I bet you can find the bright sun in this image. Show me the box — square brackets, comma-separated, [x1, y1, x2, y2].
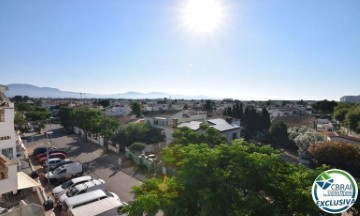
[182, 0, 224, 34]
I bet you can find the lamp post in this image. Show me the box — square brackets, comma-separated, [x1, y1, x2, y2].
[46, 131, 54, 187]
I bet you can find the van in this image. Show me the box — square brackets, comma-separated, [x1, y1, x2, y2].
[45, 162, 83, 184]
[68, 197, 126, 216]
[62, 189, 108, 215]
[51, 175, 92, 200]
[58, 179, 106, 203]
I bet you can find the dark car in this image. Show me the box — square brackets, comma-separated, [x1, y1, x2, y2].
[44, 159, 74, 172]
[38, 153, 66, 164]
[33, 147, 56, 156]
[35, 150, 67, 160]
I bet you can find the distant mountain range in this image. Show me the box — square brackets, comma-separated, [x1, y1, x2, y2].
[4, 84, 213, 99]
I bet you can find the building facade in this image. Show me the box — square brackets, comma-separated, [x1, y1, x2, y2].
[0, 85, 17, 160]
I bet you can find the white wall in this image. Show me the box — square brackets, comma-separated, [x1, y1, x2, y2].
[0, 160, 18, 195]
[222, 128, 241, 144]
[0, 105, 17, 159]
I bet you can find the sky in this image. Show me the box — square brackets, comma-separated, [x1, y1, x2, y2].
[1, 0, 359, 100]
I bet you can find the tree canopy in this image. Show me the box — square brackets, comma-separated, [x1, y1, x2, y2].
[131, 102, 143, 117]
[312, 100, 338, 114]
[172, 124, 227, 147]
[309, 141, 360, 177]
[112, 122, 165, 148]
[269, 122, 290, 148]
[128, 140, 329, 216]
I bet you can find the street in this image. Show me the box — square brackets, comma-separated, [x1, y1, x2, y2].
[24, 124, 142, 203]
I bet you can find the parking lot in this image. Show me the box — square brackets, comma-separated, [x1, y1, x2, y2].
[24, 124, 143, 213]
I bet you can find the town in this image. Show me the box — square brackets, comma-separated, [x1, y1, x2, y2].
[0, 84, 359, 215]
[1, 0, 359, 215]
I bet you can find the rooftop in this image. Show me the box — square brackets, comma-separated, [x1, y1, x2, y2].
[272, 115, 316, 124]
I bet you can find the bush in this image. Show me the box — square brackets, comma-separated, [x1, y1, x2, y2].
[308, 141, 360, 177]
[129, 142, 147, 152]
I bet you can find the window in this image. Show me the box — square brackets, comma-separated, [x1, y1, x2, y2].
[0, 136, 11, 141]
[232, 133, 237, 140]
[0, 109, 4, 122]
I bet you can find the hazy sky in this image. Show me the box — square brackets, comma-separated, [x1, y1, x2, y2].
[1, 0, 359, 100]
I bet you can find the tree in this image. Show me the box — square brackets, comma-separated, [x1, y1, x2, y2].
[260, 108, 271, 131]
[345, 106, 360, 133]
[172, 124, 226, 147]
[288, 126, 326, 156]
[309, 141, 360, 177]
[202, 100, 216, 116]
[12, 95, 25, 103]
[112, 123, 165, 152]
[312, 100, 338, 115]
[14, 112, 27, 132]
[58, 108, 75, 130]
[97, 99, 110, 108]
[334, 103, 351, 123]
[131, 102, 143, 118]
[99, 117, 120, 151]
[128, 141, 328, 215]
[269, 122, 289, 148]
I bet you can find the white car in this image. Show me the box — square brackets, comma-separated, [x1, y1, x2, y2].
[105, 191, 120, 202]
[51, 175, 92, 199]
[59, 179, 106, 203]
[43, 158, 62, 168]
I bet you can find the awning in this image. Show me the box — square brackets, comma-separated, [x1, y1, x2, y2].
[17, 171, 41, 190]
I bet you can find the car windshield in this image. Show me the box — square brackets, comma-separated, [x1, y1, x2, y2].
[61, 180, 74, 189]
[53, 166, 63, 174]
[66, 187, 78, 197]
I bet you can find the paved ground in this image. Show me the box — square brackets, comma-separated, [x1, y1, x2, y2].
[23, 124, 143, 203]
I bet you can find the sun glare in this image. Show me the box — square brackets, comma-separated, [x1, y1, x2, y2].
[182, 0, 224, 34]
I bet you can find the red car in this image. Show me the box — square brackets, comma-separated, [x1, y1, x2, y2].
[38, 153, 66, 165]
[35, 150, 67, 160]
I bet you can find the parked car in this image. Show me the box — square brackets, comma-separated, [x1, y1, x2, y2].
[38, 153, 66, 164]
[105, 191, 120, 202]
[33, 147, 56, 156]
[58, 179, 106, 203]
[35, 150, 67, 160]
[51, 175, 93, 200]
[42, 158, 63, 168]
[44, 159, 73, 173]
[45, 162, 83, 184]
[61, 190, 108, 215]
[68, 197, 126, 216]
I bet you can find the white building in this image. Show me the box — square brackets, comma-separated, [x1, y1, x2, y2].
[145, 110, 207, 127]
[104, 105, 132, 117]
[0, 85, 19, 195]
[0, 85, 17, 160]
[207, 119, 241, 144]
[177, 118, 241, 144]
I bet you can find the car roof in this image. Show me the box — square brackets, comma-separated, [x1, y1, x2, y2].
[48, 158, 61, 161]
[69, 197, 122, 216]
[65, 189, 107, 206]
[71, 176, 92, 184]
[75, 179, 105, 191]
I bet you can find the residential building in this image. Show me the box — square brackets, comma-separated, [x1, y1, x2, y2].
[178, 118, 241, 144]
[0, 85, 19, 195]
[145, 110, 207, 127]
[340, 95, 360, 103]
[0, 154, 19, 195]
[272, 115, 316, 129]
[207, 119, 241, 143]
[0, 85, 17, 160]
[104, 105, 131, 117]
